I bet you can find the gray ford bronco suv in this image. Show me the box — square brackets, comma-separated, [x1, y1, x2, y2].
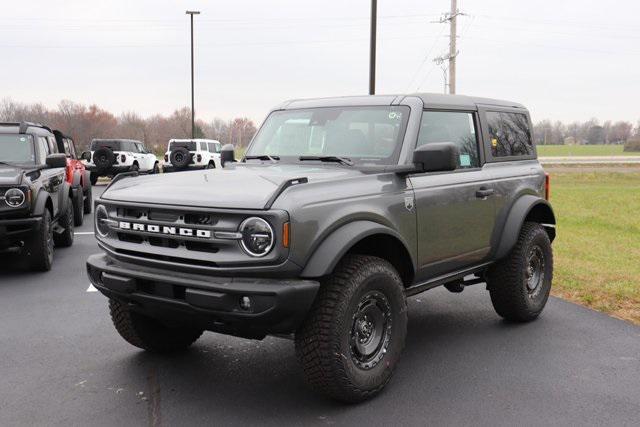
[87, 94, 555, 402]
[1, 122, 75, 271]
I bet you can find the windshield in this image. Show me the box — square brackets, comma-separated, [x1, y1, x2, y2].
[0, 134, 36, 164]
[91, 139, 122, 151]
[246, 106, 410, 165]
[169, 141, 197, 151]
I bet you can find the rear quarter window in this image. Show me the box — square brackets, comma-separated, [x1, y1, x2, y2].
[486, 111, 534, 158]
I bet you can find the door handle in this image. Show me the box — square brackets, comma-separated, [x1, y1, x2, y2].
[476, 188, 495, 198]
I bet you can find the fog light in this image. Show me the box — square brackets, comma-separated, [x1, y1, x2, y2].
[239, 296, 252, 311]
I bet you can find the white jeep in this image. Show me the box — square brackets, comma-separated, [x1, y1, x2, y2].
[163, 139, 222, 172]
[82, 139, 159, 185]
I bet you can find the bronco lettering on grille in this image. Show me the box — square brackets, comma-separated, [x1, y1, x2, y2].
[118, 221, 211, 238]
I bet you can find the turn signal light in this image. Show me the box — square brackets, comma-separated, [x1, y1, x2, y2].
[283, 222, 290, 248]
[545, 173, 550, 200]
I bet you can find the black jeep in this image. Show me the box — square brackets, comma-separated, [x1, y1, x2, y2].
[0, 122, 75, 271]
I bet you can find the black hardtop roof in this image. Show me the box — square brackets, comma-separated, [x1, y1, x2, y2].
[276, 93, 526, 111]
[0, 121, 54, 136]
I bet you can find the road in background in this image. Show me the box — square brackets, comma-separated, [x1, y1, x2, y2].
[1, 185, 639, 426]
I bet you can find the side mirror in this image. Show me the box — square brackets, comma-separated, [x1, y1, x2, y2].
[220, 144, 235, 168]
[412, 142, 459, 173]
[46, 153, 68, 169]
[80, 151, 91, 161]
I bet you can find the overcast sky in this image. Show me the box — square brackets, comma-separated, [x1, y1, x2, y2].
[2, 0, 639, 124]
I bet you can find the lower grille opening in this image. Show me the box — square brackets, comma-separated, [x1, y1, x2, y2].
[148, 236, 180, 249]
[118, 233, 144, 244]
[185, 241, 219, 253]
[115, 248, 219, 268]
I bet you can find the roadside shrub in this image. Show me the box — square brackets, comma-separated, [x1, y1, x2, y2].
[623, 138, 640, 152]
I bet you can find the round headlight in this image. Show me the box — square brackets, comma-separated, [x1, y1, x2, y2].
[239, 217, 274, 257]
[95, 204, 110, 237]
[4, 188, 26, 208]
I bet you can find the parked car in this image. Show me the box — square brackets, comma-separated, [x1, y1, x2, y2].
[87, 94, 555, 402]
[53, 130, 92, 226]
[82, 139, 159, 184]
[163, 139, 222, 172]
[0, 121, 75, 271]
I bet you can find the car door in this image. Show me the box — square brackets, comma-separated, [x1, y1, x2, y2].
[409, 109, 498, 280]
[37, 136, 65, 216]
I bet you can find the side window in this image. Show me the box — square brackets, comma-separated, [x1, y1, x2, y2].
[486, 112, 533, 157]
[207, 142, 215, 152]
[68, 140, 77, 158]
[37, 137, 50, 162]
[62, 139, 72, 157]
[417, 111, 480, 168]
[136, 143, 145, 153]
[47, 136, 58, 154]
[199, 141, 207, 151]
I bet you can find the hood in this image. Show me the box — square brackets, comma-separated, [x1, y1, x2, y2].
[0, 165, 24, 186]
[102, 163, 367, 209]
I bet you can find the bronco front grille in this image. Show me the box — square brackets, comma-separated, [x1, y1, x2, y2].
[98, 201, 288, 269]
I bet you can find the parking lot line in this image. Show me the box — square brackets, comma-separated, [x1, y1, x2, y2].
[76, 232, 95, 235]
[86, 284, 98, 292]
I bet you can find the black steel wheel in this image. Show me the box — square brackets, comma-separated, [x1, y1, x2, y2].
[349, 291, 393, 370]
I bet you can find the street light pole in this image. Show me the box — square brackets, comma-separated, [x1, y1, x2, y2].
[186, 10, 200, 138]
[369, 0, 377, 95]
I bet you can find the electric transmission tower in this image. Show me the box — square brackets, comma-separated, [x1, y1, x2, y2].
[432, 0, 465, 94]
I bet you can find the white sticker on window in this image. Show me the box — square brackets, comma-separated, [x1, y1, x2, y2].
[460, 154, 471, 167]
[20, 137, 26, 142]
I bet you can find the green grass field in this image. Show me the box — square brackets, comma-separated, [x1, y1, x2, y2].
[537, 145, 638, 157]
[550, 170, 640, 324]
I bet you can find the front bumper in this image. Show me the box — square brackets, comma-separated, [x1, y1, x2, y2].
[87, 253, 320, 338]
[0, 216, 41, 251]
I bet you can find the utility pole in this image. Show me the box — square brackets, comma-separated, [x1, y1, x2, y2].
[369, 0, 377, 95]
[433, 1, 464, 94]
[448, 0, 457, 94]
[186, 10, 200, 138]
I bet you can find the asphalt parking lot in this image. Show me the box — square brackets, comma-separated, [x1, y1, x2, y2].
[1, 185, 639, 426]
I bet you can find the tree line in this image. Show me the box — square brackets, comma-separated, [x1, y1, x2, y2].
[533, 118, 640, 146]
[0, 98, 257, 155]
[2, 98, 640, 153]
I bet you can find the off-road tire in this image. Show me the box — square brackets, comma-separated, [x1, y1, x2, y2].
[90, 172, 99, 186]
[151, 162, 160, 174]
[295, 255, 408, 403]
[29, 209, 54, 271]
[170, 147, 192, 169]
[487, 222, 553, 322]
[53, 198, 74, 248]
[83, 184, 92, 214]
[206, 161, 215, 169]
[109, 299, 203, 353]
[73, 189, 84, 226]
[93, 147, 115, 169]
[130, 163, 139, 173]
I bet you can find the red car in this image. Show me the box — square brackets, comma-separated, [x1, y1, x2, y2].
[54, 130, 92, 226]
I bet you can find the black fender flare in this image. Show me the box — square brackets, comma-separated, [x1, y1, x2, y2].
[82, 170, 91, 192]
[300, 220, 413, 278]
[33, 189, 52, 217]
[494, 195, 556, 260]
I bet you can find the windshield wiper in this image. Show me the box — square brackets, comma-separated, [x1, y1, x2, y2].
[245, 155, 280, 162]
[0, 161, 17, 167]
[299, 156, 354, 166]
